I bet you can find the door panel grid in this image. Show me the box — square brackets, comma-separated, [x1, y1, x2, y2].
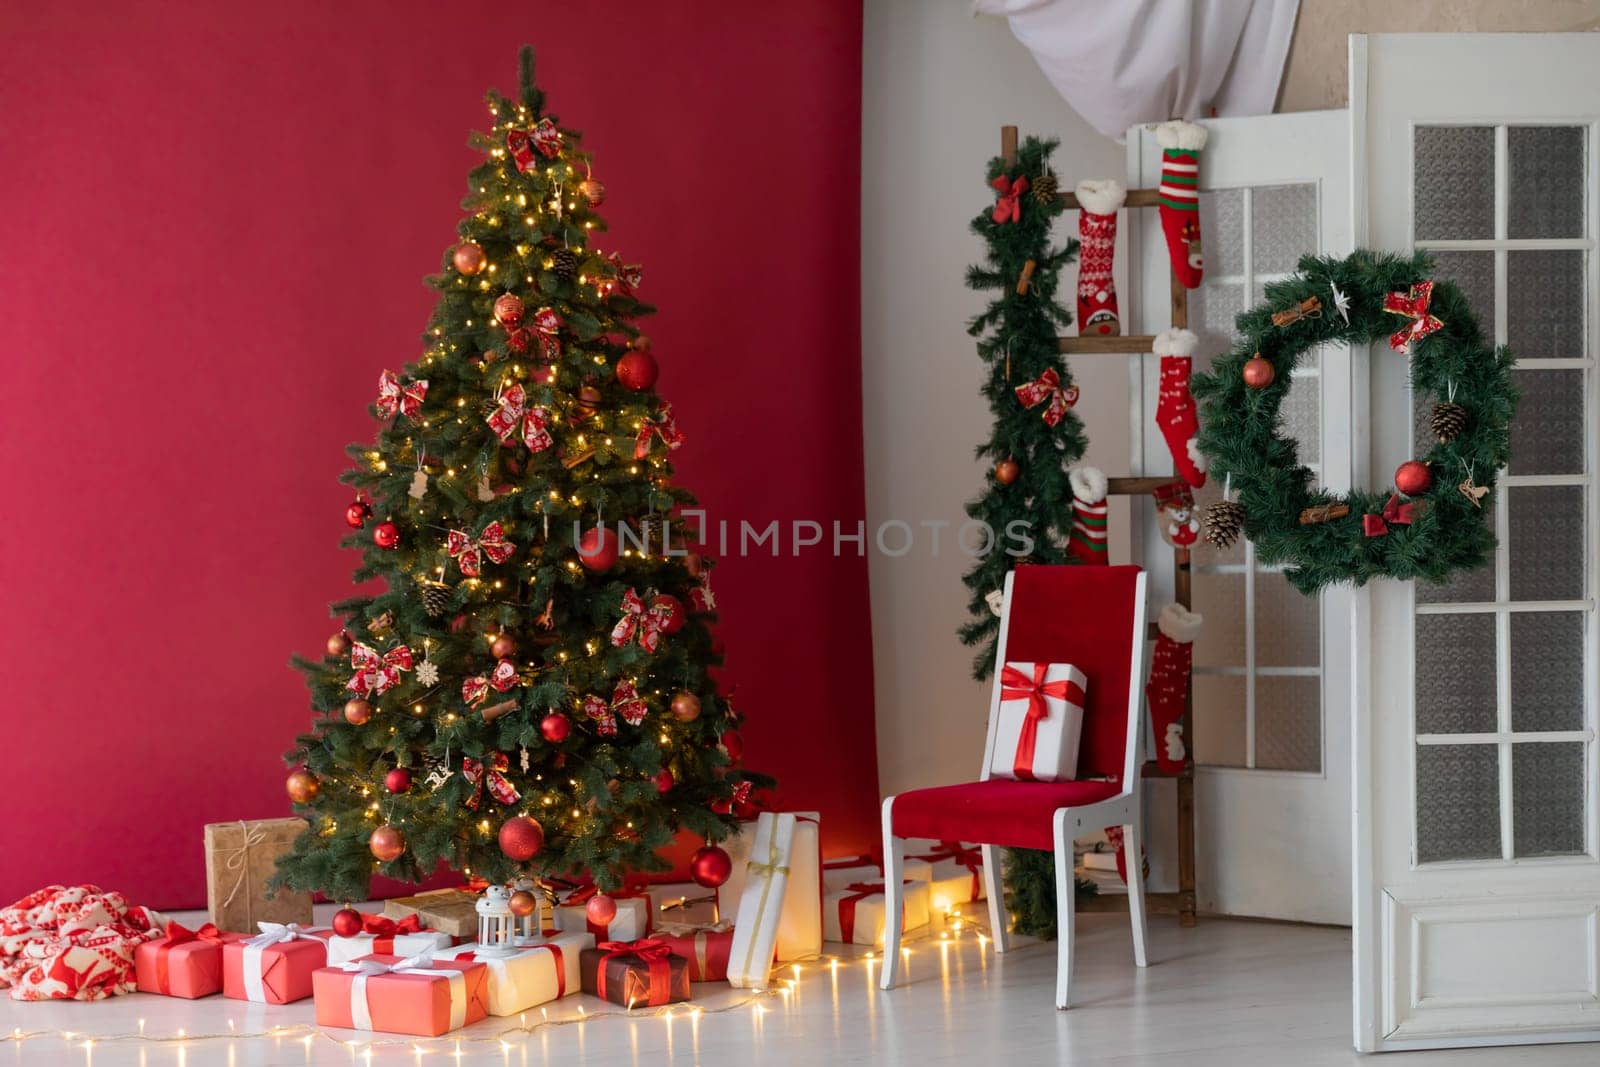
[1410, 121, 1598, 866]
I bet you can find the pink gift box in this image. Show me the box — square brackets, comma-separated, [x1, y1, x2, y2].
[133, 922, 230, 999]
[221, 924, 331, 1004]
[313, 955, 488, 1037]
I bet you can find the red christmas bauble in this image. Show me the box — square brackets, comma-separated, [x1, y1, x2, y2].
[369, 825, 405, 862]
[720, 730, 744, 763]
[508, 890, 539, 918]
[1242, 355, 1275, 389]
[326, 631, 351, 657]
[650, 594, 686, 634]
[653, 768, 675, 794]
[344, 698, 373, 725]
[453, 241, 486, 275]
[540, 712, 571, 743]
[373, 522, 400, 549]
[994, 458, 1020, 485]
[690, 845, 733, 889]
[332, 907, 364, 937]
[285, 769, 320, 804]
[579, 178, 606, 205]
[490, 633, 516, 659]
[385, 768, 412, 794]
[577, 527, 618, 571]
[584, 893, 617, 926]
[531, 364, 557, 386]
[670, 691, 701, 722]
[1395, 460, 1433, 496]
[493, 293, 525, 327]
[345, 499, 372, 528]
[616, 350, 659, 391]
[498, 816, 545, 861]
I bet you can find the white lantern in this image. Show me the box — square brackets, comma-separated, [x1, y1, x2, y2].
[476, 885, 516, 957]
[512, 877, 542, 945]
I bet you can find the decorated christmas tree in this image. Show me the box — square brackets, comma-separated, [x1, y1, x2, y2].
[275, 48, 762, 902]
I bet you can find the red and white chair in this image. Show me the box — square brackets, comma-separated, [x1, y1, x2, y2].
[878, 564, 1149, 1009]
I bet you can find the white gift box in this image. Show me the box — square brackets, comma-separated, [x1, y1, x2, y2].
[552, 890, 652, 942]
[823, 880, 931, 946]
[775, 812, 821, 962]
[713, 819, 761, 916]
[726, 812, 796, 989]
[990, 661, 1088, 781]
[433, 932, 591, 1015]
[325, 929, 455, 966]
[902, 839, 987, 908]
[822, 857, 932, 893]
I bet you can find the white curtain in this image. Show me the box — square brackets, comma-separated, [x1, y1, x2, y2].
[972, 0, 1301, 141]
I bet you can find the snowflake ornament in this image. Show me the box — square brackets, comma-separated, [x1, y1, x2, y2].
[414, 659, 441, 687]
[1329, 280, 1352, 325]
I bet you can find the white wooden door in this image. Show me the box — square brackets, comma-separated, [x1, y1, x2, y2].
[1129, 111, 1354, 924]
[1354, 33, 1600, 1051]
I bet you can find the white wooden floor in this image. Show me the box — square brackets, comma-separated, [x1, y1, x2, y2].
[4, 910, 1599, 1065]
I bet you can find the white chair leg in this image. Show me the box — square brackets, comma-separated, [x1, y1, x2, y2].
[879, 798, 904, 990]
[981, 843, 1009, 953]
[1052, 809, 1075, 1009]
[1122, 819, 1149, 967]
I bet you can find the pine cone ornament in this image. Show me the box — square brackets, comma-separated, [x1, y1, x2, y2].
[550, 248, 579, 281]
[419, 580, 452, 618]
[1033, 173, 1059, 206]
[1203, 500, 1245, 550]
[1430, 402, 1468, 443]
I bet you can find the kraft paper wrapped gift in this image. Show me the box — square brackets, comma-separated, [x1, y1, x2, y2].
[221, 923, 332, 1004]
[578, 941, 691, 1007]
[775, 812, 821, 962]
[325, 914, 455, 966]
[823, 880, 931, 947]
[552, 886, 653, 941]
[725, 811, 796, 989]
[904, 839, 988, 908]
[433, 932, 590, 1015]
[655, 922, 735, 982]
[990, 661, 1087, 781]
[203, 818, 314, 933]
[313, 955, 489, 1037]
[382, 888, 481, 939]
[134, 921, 230, 999]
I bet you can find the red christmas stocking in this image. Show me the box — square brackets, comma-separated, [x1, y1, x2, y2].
[1104, 825, 1149, 886]
[1075, 179, 1125, 337]
[1068, 466, 1108, 565]
[1156, 120, 1207, 288]
[1154, 328, 1207, 488]
[1147, 602, 1202, 775]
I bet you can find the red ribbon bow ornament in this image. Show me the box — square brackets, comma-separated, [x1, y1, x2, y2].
[595, 939, 674, 1005]
[1383, 281, 1443, 352]
[375, 370, 428, 420]
[601, 252, 642, 296]
[990, 174, 1029, 224]
[1363, 493, 1417, 538]
[609, 588, 668, 652]
[999, 662, 1083, 781]
[1014, 368, 1079, 426]
[486, 384, 554, 453]
[348, 642, 414, 695]
[358, 913, 422, 937]
[582, 679, 649, 737]
[462, 751, 521, 809]
[634, 403, 686, 460]
[530, 307, 563, 361]
[461, 659, 518, 706]
[506, 119, 562, 172]
[447, 521, 515, 577]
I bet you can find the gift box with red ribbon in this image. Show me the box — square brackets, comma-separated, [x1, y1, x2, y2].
[382, 888, 480, 939]
[221, 922, 332, 1004]
[552, 884, 654, 942]
[990, 661, 1088, 782]
[432, 931, 591, 1015]
[903, 839, 988, 908]
[823, 880, 931, 947]
[821, 855, 933, 893]
[654, 922, 735, 982]
[133, 921, 230, 999]
[313, 954, 489, 1037]
[325, 913, 455, 966]
[578, 940, 691, 1007]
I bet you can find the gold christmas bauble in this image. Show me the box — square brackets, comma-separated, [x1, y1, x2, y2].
[453, 241, 486, 275]
[490, 633, 516, 660]
[508, 889, 539, 917]
[285, 769, 320, 804]
[369, 824, 405, 862]
[994, 458, 1020, 485]
[579, 178, 606, 205]
[343, 698, 373, 725]
[670, 691, 701, 722]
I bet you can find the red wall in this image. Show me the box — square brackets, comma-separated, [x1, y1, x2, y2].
[0, 1, 873, 908]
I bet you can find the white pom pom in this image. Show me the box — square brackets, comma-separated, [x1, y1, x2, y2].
[1073, 179, 1126, 216]
[1156, 602, 1203, 643]
[1155, 120, 1208, 151]
[1153, 328, 1198, 357]
[1069, 465, 1108, 504]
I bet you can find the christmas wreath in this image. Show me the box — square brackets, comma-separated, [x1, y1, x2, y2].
[1191, 250, 1518, 594]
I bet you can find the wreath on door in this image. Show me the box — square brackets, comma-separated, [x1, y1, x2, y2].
[1191, 250, 1518, 595]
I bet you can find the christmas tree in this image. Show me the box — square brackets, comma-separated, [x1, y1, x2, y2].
[275, 48, 764, 902]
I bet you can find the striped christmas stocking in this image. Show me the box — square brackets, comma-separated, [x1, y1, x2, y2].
[1068, 466, 1108, 565]
[1155, 120, 1207, 288]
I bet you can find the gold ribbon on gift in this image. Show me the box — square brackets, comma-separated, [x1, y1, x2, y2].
[736, 833, 791, 978]
[220, 820, 268, 922]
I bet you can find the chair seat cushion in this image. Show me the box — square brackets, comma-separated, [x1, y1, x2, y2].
[890, 778, 1123, 851]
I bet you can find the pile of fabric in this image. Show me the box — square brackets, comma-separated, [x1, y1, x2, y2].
[0, 885, 167, 1000]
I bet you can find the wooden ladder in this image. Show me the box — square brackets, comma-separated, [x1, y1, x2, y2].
[1002, 125, 1198, 927]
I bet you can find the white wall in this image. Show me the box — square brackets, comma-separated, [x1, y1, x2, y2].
[862, 1, 1131, 800]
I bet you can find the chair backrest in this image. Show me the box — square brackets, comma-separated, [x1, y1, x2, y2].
[980, 564, 1147, 789]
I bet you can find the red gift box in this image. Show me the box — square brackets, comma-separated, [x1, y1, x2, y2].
[221, 923, 331, 1004]
[578, 940, 691, 1007]
[655, 923, 734, 982]
[313, 955, 488, 1037]
[134, 921, 229, 999]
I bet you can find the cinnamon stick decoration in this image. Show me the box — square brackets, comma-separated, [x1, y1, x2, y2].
[1298, 502, 1351, 525]
[1016, 259, 1038, 295]
[1272, 295, 1323, 327]
[481, 699, 518, 722]
[560, 447, 596, 470]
